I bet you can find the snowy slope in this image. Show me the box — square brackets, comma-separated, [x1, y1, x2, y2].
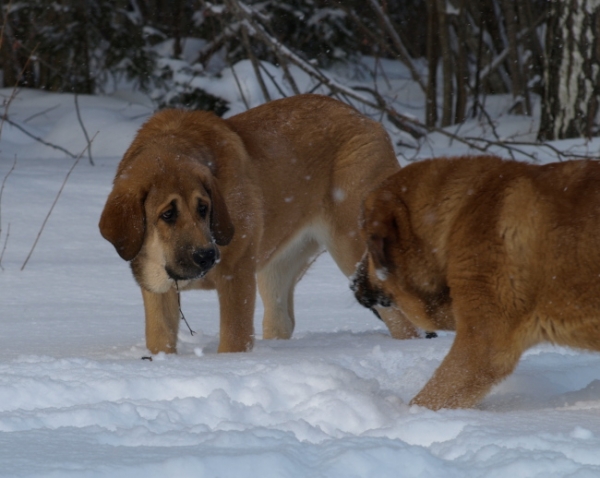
[2, 63, 600, 477]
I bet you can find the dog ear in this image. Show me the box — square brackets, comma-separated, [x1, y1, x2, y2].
[365, 197, 411, 272]
[99, 179, 147, 261]
[209, 180, 234, 246]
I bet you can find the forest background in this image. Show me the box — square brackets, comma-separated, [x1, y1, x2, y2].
[1, 0, 599, 148]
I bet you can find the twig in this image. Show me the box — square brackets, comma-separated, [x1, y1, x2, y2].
[273, 51, 300, 95]
[228, 55, 250, 110]
[175, 281, 195, 336]
[365, 0, 426, 93]
[0, 223, 10, 271]
[0, 43, 38, 141]
[398, 109, 594, 163]
[461, 136, 597, 162]
[1, 116, 78, 158]
[259, 62, 288, 98]
[24, 104, 60, 123]
[477, 106, 516, 160]
[206, 0, 587, 164]
[0, 155, 17, 238]
[240, 23, 271, 102]
[74, 94, 94, 165]
[228, 0, 426, 138]
[21, 133, 98, 271]
[479, 12, 546, 84]
[353, 86, 428, 138]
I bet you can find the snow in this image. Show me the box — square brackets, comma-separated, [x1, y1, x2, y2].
[2, 57, 600, 477]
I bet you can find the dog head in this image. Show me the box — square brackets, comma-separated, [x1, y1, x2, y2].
[99, 142, 234, 293]
[351, 184, 449, 328]
[351, 189, 407, 310]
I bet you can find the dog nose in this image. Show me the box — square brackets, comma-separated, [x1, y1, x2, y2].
[192, 246, 217, 270]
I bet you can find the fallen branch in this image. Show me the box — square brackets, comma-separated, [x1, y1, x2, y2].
[213, 0, 585, 163]
[353, 86, 428, 139]
[460, 136, 597, 162]
[225, 0, 426, 139]
[21, 133, 98, 271]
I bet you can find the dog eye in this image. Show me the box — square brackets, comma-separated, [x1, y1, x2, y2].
[160, 207, 177, 223]
[198, 202, 208, 219]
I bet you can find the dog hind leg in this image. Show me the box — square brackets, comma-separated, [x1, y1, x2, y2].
[215, 265, 257, 353]
[259, 233, 322, 340]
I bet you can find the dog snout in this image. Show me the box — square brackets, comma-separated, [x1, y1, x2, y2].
[350, 268, 374, 308]
[351, 262, 392, 309]
[192, 245, 219, 271]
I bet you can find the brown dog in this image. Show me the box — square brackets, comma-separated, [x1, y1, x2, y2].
[100, 94, 420, 354]
[352, 155, 600, 409]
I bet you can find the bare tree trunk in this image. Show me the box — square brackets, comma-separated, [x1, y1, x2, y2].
[0, 29, 18, 87]
[472, 0, 485, 118]
[454, 0, 468, 123]
[501, 0, 531, 115]
[516, 0, 545, 81]
[426, 0, 439, 127]
[436, 0, 454, 126]
[539, 0, 600, 140]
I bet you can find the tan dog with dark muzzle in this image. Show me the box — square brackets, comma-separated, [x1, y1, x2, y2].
[353, 155, 600, 409]
[100, 94, 421, 354]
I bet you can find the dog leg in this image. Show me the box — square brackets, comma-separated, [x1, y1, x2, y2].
[409, 322, 523, 410]
[324, 230, 420, 339]
[141, 287, 180, 354]
[259, 236, 321, 340]
[215, 268, 256, 353]
[376, 307, 420, 339]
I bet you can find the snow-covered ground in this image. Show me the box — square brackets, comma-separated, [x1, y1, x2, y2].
[2, 59, 600, 477]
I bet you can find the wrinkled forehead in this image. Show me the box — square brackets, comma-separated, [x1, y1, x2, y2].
[141, 156, 212, 207]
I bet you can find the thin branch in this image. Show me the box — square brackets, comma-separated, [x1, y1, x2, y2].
[259, 62, 288, 98]
[21, 133, 98, 271]
[226, 0, 426, 138]
[479, 12, 546, 84]
[228, 55, 250, 110]
[74, 94, 94, 165]
[0, 155, 17, 238]
[365, 0, 426, 93]
[240, 23, 271, 102]
[196, 20, 241, 66]
[24, 104, 60, 123]
[389, 103, 591, 163]
[478, 106, 517, 160]
[353, 86, 428, 138]
[175, 281, 196, 336]
[273, 51, 300, 95]
[0, 223, 9, 271]
[461, 136, 596, 162]
[0, 44, 38, 141]
[1, 116, 78, 158]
